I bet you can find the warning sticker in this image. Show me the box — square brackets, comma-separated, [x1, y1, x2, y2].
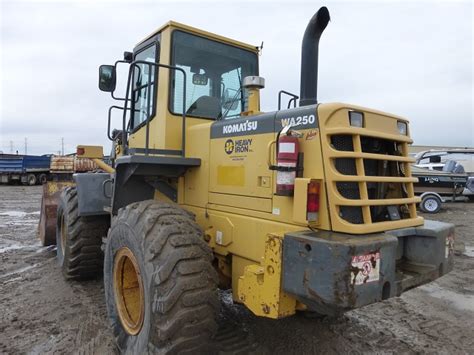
[445, 233, 454, 258]
[351, 252, 380, 285]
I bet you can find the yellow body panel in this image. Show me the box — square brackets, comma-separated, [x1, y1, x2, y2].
[76, 145, 103, 159]
[237, 234, 296, 319]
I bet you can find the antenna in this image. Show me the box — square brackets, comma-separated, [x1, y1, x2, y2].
[10, 140, 13, 154]
[24, 137, 27, 155]
[61, 137, 64, 155]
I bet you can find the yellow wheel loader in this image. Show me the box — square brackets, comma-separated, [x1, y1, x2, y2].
[41, 7, 455, 353]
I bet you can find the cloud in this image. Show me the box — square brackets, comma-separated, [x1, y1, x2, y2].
[0, 1, 472, 155]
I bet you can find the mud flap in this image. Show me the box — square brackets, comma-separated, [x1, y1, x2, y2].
[282, 220, 455, 316]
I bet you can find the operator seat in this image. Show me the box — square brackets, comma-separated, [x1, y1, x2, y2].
[186, 96, 221, 119]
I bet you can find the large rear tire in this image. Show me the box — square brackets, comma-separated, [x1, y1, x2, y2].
[104, 200, 218, 354]
[56, 186, 109, 280]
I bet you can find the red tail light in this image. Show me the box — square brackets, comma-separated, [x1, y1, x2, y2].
[77, 147, 85, 156]
[307, 180, 320, 221]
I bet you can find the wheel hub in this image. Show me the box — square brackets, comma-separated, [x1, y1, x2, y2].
[425, 199, 438, 212]
[113, 247, 145, 335]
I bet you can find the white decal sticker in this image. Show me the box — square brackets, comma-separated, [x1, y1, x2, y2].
[351, 252, 380, 285]
[279, 142, 296, 154]
[216, 231, 223, 245]
[276, 171, 296, 185]
[272, 208, 280, 215]
[222, 120, 258, 134]
[280, 114, 316, 128]
[446, 233, 454, 258]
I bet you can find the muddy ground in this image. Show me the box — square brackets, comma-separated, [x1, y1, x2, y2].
[0, 185, 473, 354]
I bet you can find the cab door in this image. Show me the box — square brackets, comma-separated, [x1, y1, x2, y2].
[208, 113, 276, 213]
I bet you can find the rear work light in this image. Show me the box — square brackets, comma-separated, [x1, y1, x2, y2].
[307, 180, 320, 222]
[349, 111, 364, 128]
[397, 121, 408, 135]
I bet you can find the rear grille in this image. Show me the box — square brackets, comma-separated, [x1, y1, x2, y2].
[328, 133, 418, 227]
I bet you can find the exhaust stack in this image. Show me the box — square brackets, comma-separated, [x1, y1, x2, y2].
[299, 7, 330, 107]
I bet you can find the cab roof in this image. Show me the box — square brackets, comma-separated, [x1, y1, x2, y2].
[136, 21, 259, 53]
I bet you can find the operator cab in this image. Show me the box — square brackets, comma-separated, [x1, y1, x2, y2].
[99, 22, 260, 158]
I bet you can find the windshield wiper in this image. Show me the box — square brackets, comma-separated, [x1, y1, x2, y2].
[221, 88, 242, 119]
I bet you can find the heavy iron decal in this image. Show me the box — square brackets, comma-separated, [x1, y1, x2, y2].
[225, 138, 253, 155]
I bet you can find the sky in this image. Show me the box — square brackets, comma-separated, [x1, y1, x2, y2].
[0, 0, 473, 155]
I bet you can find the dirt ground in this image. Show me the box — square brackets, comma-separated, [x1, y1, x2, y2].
[0, 185, 473, 354]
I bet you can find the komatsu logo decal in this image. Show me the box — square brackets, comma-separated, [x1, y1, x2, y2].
[222, 120, 258, 134]
[280, 114, 316, 128]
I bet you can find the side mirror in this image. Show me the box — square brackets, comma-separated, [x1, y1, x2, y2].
[98, 65, 117, 92]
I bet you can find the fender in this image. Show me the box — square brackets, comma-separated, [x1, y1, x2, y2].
[420, 191, 445, 203]
[73, 173, 112, 216]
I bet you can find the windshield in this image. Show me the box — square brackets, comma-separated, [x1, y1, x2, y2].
[170, 30, 258, 120]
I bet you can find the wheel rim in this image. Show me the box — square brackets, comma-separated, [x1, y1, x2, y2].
[60, 214, 66, 256]
[424, 199, 438, 212]
[113, 247, 145, 336]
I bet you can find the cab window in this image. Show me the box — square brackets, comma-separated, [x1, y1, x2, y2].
[170, 30, 258, 120]
[131, 43, 158, 130]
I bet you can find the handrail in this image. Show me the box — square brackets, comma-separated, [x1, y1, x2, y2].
[121, 60, 187, 157]
[107, 105, 131, 141]
[278, 90, 299, 110]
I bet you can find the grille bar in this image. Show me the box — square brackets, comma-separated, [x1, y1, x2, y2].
[330, 174, 418, 183]
[328, 149, 415, 163]
[326, 128, 413, 143]
[331, 195, 420, 206]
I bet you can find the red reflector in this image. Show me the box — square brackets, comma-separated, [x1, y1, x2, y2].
[307, 180, 320, 214]
[307, 194, 319, 212]
[77, 147, 85, 156]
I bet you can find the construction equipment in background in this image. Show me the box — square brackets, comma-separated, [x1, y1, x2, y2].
[40, 7, 455, 353]
[37, 155, 110, 246]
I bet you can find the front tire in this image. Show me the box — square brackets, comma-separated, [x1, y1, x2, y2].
[104, 200, 218, 354]
[56, 186, 109, 280]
